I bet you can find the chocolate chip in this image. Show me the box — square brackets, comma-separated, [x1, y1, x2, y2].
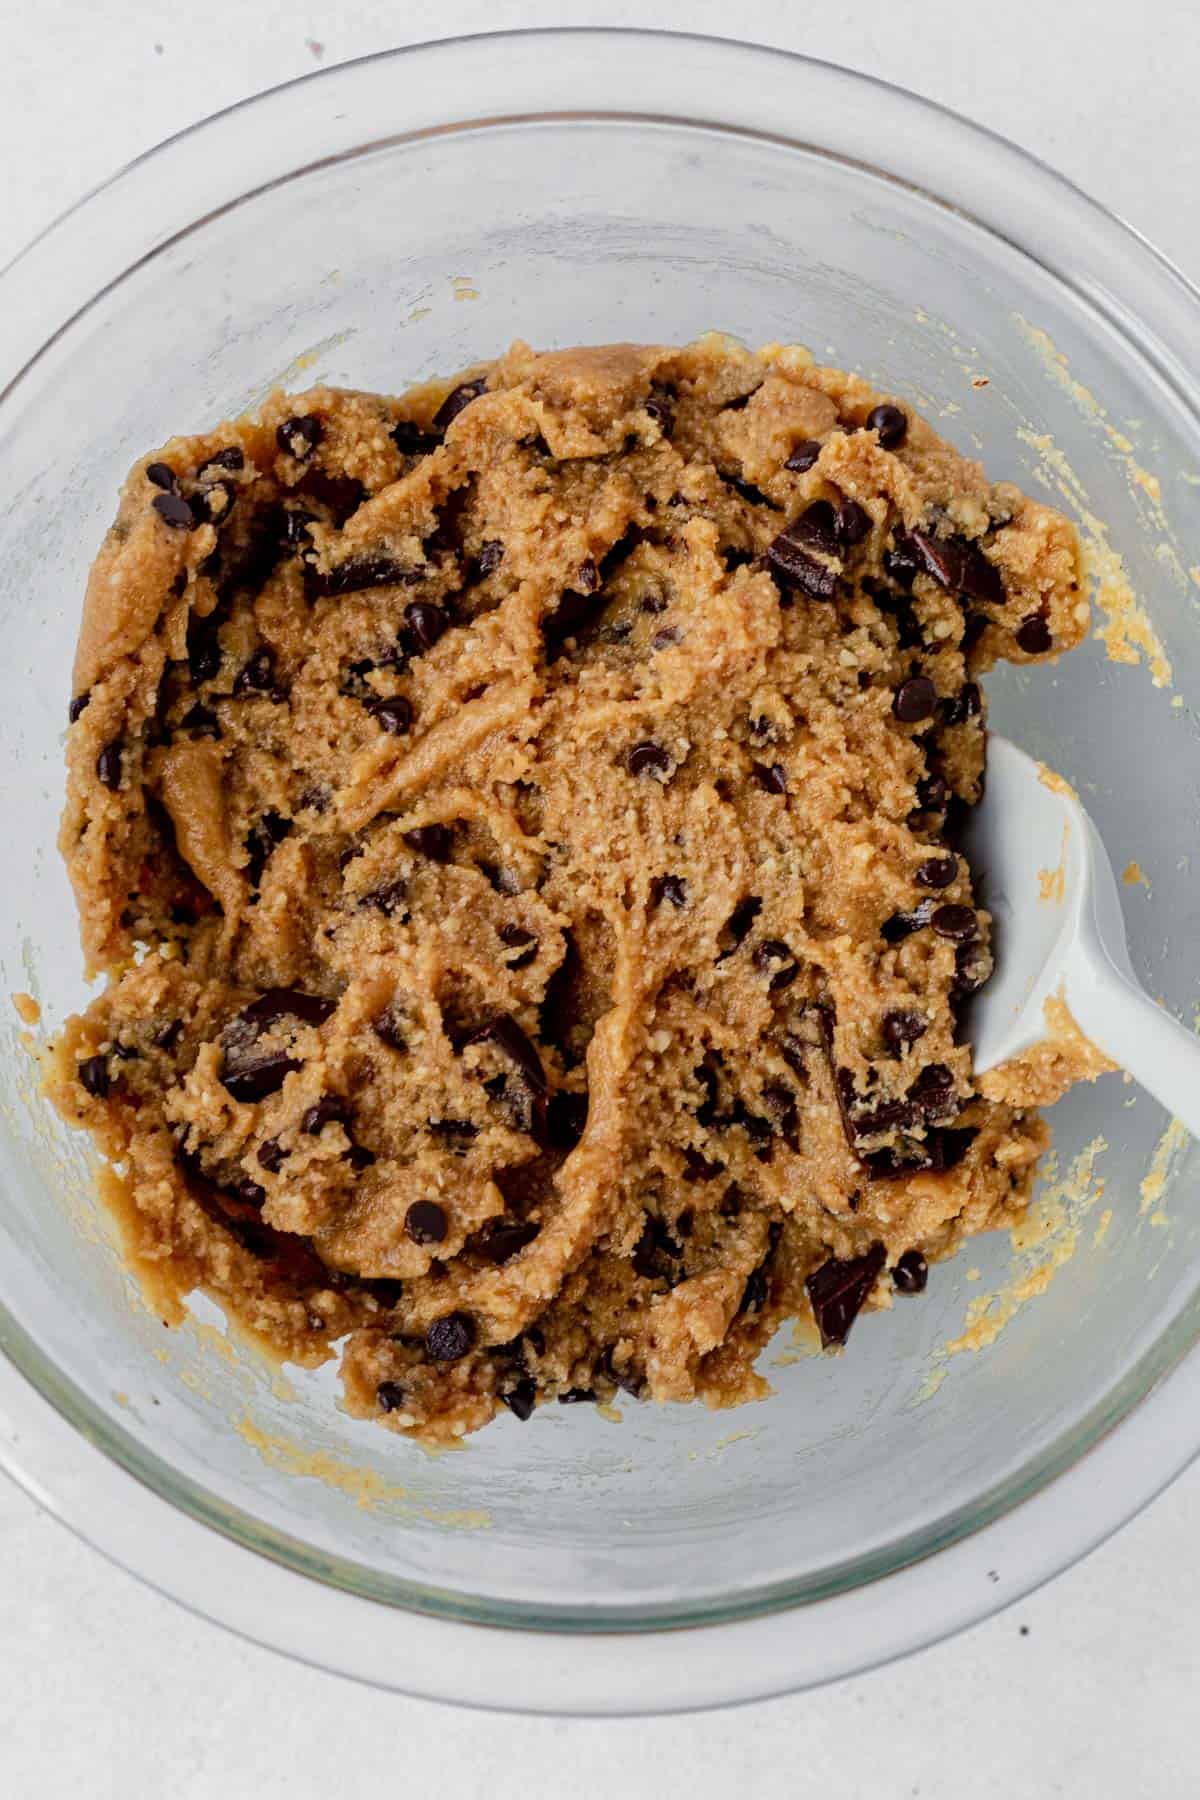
[365, 694, 413, 736]
[499, 923, 538, 969]
[96, 741, 122, 789]
[719, 895, 763, 959]
[244, 811, 292, 886]
[867, 404, 907, 449]
[375, 1381, 406, 1413]
[883, 535, 920, 589]
[281, 507, 317, 553]
[78, 1054, 110, 1098]
[392, 419, 441, 456]
[195, 479, 237, 525]
[153, 1019, 183, 1053]
[785, 439, 821, 473]
[146, 462, 178, 491]
[372, 1004, 408, 1052]
[180, 703, 221, 739]
[754, 939, 799, 991]
[257, 1139, 286, 1173]
[473, 1217, 540, 1265]
[881, 1010, 927, 1054]
[650, 873, 688, 910]
[740, 1265, 769, 1316]
[837, 499, 872, 545]
[881, 901, 935, 943]
[429, 1119, 478, 1151]
[940, 682, 982, 727]
[953, 941, 991, 996]
[893, 1249, 928, 1294]
[682, 1149, 724, 1182]
[558, 1388, 597, 1405]
[346, 1142, 376, 1172]
[302, 1095, 349, 1135]
[310, 555, 419, 599]
[721, 471, 779, 509]
[403, 823, 453, 863]
[502, 1378, 538, 1421]
[916, 855, 958, 889]
[152, 491, 195, 530]
[932, 904, 978, 943]
[893, 676, 937, 723]
[547, 1089, 588, 1151]
[751, 760, 787, 795]
[432, 378, 487, 432]
[231, 648, 273, 697]
[915, 772, 950, 813]
[625, 741, 672, 779]
[276, 415, 322, 461]
[199, 446, 244, 476]
[403, 1199, 447, 1246]
[806, 1242, 886, 1346]
[68, 690, 91, 724]
[1016, 612, 1053, 654]
[401, 601, 448, 654]
[463, 1014, 546, 1092]
[426, 1311, 476, 1361]
[477, 538, 504, 576]
[363, 879, 409, 919]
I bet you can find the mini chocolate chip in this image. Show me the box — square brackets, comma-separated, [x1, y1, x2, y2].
[754, 939, 799, 991]
[881, 900, 935, 943]
[426, 1311, 476, 1361]
[932, 904, 978, 943]
[180, 703, 221, 739]
[473, 1217, 540, 1265]
[499, 923, 539, 969]
[806, 1242, 887, 1346]
[366, 694, 413, 735]
[476, 538, 505, 576]
[403, 823, 453, 863]
[867, 404, 907, 449]
[377, 1380, 406, 1413]
[1016, 612, 1053, 654]
[650, 874, 688, 910]
[625, 741, 672, 779]
[152, 491, 195, 530]
[432, 378, 487, 432]
[146, 462, 178, 491]
[837, 499, 872, 545]
[233, 647, 276, 695]
[881, 1009, 927, 1054]
[199, 446, 244, 476]
[96, 741, 122, 789]
[276, 415, 322, 461]
[916, 855, 958, 889]
[893, 676, 937, 723]
[785, 439, 821, 473]
[78, 1055, 110, 1098]
[68, 690, 90, 723]
[751, 760, 787, 795]
[257, 1138, 286, 1173]
[392, 419, 441, 456]
[372, 1003, 408, 1051]
[893, 1249, 929, 1294]
[502, 1378, 538, 1421]
[302, 1094, 349, 1135]
[404, 600, 449, 652]
[406, 1200, 448, 1246]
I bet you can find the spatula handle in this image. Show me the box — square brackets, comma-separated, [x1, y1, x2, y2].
[1066, 946, 1200, 1140]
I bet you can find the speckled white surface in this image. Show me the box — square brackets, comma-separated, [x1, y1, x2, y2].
[2, 1, 1198, 1792]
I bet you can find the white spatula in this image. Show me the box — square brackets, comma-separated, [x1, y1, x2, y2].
[960, 734, 1200, 1137]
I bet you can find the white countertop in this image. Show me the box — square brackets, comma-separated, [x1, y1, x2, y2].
[2, 1, 1197, 1792]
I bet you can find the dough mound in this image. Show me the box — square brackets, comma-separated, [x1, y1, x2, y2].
[49, 337, 1086, 1442]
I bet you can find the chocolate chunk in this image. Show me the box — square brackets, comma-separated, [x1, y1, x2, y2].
[365, 694, 413, 736]
[426, 1311, 476, 1361]
[403, 600, 449, 652]
[941, 682, 982, 727]
[893, 676, 937, 722]
[751, 760, 787, 795]
[682, 1149, 724, 1182]
[909, 1062, 956, 1116]
[391, 419, 441, 457]
[546, 1089, 588, 1151]
[463, 1014, 546, 1092]
[377, 1381, 406, 1413]
[762, 1081, 799, 1142]
[281, 506, 317, 552]
[650, 873, 688, 910]
[195, 479, 237, 525]
[372, 1004, 408, 1052]
[78, 1054, 110, 1098]
[543, 585, 604, 658]
[146, 462, 178, 491]
[476, 538, 505, 576]
[718, 895, 763, 959]
[905, 529, 966, 592]
[257, 1138, 287, 1173]
[916, 855, 958, 889]
[881, 1009, 927, 1054]
[931, 903, 978, 943]
[152, 491, 195, 530]
[881, 900, 935, 943]
[233, 647, 277, 695]
[68, 690, 91, 723]
[960, 542, 1005, 606]
[180, 703, 221, 739]
[806, 1242, 886, 1346]
[473, 1217, 540, 1265]
[785, 439, 821, 473]
[346, 1142, 376, 1172]
[754, 939, 799, 991]
[765, 515, 839, 600]
[1016, 612, 1053, 654]
[499, 922, 539, 969]
[311, 555, 418, 599]
[405, 1200, 448, 1246]
[432, 378, 487, 433]
[428, 1119, 478, 1149]
[96, 741, 123, 789]
[624, 741, 672, 779]
[276, 415, 322, 461]
[893, 1249, 929, 1294]
[721, 471, 779, 509]
[866, 404, 907, 449]
[558, 1388, 597, 1405]
[501, 1378, 538, 1421]
[302, 1094, 349, 1135]
[219, 989, 336, 1103]
[836, 498, 872, 546]
[932, 1125, 977, 1169]
[403, 823, 453, 863]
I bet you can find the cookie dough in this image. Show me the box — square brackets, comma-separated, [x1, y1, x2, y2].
[48, 336, 1088, 1442]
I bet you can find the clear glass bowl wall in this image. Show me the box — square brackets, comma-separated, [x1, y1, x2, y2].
[1, 36, 1197, 1635]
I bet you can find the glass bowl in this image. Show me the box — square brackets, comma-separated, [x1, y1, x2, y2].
[1, 29, 1198, 1715]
